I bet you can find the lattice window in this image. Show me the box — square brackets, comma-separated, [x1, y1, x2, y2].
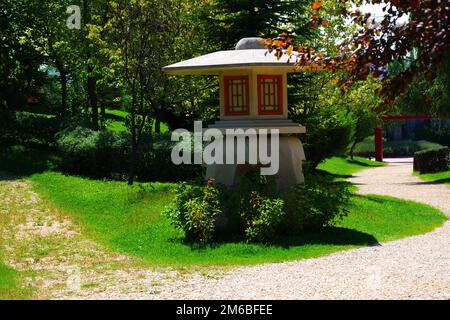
[257, 75, 283, 115]
[224, 76, 250, 116]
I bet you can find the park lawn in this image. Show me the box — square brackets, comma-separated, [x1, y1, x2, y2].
[27, 156, 446, 267]
[104, 108, 169, 133]
[0, 255, 30, 300]
[316, 156, 385, 177]
[414, 170, 450, 185]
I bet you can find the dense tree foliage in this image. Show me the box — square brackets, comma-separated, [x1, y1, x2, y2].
[205, 0, 314, 49]
[1, 0, 447, 182]
[264, 0, 450, 115]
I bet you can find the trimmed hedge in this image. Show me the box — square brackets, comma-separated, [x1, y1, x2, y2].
[0, 110, 60, 146]
[354, 137, 443, 157]
[56, 127, 129, 178]
[55, 127, 202, 182]
[415, 121, 450, 147]
[414, 147, 449, 174]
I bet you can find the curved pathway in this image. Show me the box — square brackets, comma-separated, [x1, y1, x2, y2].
[154, 158, 449, 300]
[1, 159, 449, 299]
[349, 158, 450, 214]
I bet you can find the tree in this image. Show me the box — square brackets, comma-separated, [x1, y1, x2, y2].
[82, 0, 114, 129]
[102, 0, 207, 184]
[345, 81, 380, 159]
[33, 0, 84, 115]
[141, 0, 218, 133]
[0, 0, 47, 109]
[285, 1, 371, 168]
[205, 0, 314, 49]
[265, 0, 450, 114]
[84, 0, 100, 129]
[83, 0, 220, 184]
[102, 0, 157, 184]
[344, 0, 450, 107]
[393, 55, 450, 117]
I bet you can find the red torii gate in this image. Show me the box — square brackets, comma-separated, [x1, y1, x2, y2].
[375, 115, 433, 162]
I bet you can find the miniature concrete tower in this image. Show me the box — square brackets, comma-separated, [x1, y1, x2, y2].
[163, 38, 306, 192]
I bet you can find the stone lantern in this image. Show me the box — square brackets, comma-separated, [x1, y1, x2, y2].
[163, 38, 306, 192]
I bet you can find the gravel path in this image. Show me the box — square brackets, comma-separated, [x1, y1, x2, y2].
[349, 158, 450, 214]
[2, 160, 449, 299]
[151, 158, 449, 300]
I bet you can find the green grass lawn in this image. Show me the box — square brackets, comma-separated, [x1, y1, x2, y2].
[414, 169, 450, 185]
[317, 156, 385, 178]
[0, 255, 29, 300]
[104, 108, 169, 133]
[27, 155, 446, 267]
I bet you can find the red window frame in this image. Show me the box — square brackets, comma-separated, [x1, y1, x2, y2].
[257, 75, 283, 115]
[224, 76, 250, 116]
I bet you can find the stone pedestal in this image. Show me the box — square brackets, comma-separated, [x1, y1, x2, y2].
[205, 135, 306, 193]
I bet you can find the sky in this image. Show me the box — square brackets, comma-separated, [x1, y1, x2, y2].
[359, 3, 387, 18]
[358, 3, 409, 25]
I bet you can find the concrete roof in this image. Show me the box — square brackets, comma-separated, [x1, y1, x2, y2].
[235, 37, 265, 50]
[162, 49, 296, 75]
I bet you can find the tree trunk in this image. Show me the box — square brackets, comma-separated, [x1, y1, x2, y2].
[128, 83, 137, 186]
[100, 104, 106, 127]
[87, 67, 98, 130]
[128, 139, 137, 186]
[60, 70, 68, 116]
[84, 0, 98, 130]
[350, 141, 357, 160]
[154, 118, 161, 134]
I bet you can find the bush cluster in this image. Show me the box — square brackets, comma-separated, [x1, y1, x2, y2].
[301, 108, 354, 169]
[415, 121, 450, 147]
[0, 110, 59, 146]
[164, 183, 222, 244]
[354, 137, 444, 158]
[55, 126, 202, 182]
[0, 111, 201, 182]
[414, 147, 449, 174]
[164, 173, 351, 244]
[283, 174, 351, 232]
[56, 127, 129, 178]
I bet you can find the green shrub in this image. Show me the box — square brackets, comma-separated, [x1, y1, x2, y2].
[354, 137, 443, 157]
[55, 128, 202, 182]
[164, 183, 221, 244]
[183, 187, 222, 244]
[56, 127, 129, 178]
[0, 110, 59, 146]
[229, 175, 285, 242]
[136, 134, 202, 182]
[414, 147, 449, 174]
[164, 173, 351, 244]
[244, 197, 285, 243]
[283, 174, 351, 232]
[302, 108, 355, 169]
[415, 121, 450, 147]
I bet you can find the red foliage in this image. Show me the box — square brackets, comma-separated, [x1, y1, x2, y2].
[263, 0, 450, 107]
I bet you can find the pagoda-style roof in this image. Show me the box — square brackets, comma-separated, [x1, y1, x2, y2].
[162, 38, 296, 75]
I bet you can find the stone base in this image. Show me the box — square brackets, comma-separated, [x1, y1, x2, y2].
[205, 136, 306, 193]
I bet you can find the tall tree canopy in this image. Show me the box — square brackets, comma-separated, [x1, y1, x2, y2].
[264, 0, 450, 115]
[206, 0, 314, 49]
